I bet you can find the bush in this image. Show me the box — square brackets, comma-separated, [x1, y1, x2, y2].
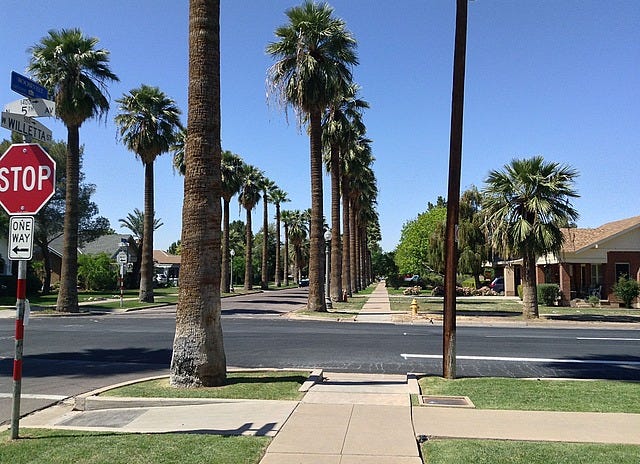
[588, 295, 600, 307]
[537, 284, 560, 306]
[78, 253, 117, 291]
[612, 275, 639, 309]
[517, 284, 523, 300]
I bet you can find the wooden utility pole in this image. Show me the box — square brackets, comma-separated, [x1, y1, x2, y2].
[443, 0, 468, 379]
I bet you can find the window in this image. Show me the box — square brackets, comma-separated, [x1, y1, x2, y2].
[615, 263, 630, 280]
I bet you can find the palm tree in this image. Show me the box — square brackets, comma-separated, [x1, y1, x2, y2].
[238, 165, 263, 290]
[170, 0, 226, 387]
[115, 85, 182, 303]
[260, 177, 277, 289]
[221, 151, 245, 293]
[270, 188, 290, 287]
[280, 209, 294, 286]
[323, 83, 368, 301]
[119, 208, 163, 286]
[267, 1, 358, 311]
[287, 210, 310, 284]
[28, 28, 119, 312]
[482, 156, 579, 318]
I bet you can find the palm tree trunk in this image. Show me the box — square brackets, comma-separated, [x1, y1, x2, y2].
[283, 222, 290, 286]
[139, 161, 155, 303]
[275, 204, 282, 287]
[349, 201, 358, 292]
[308, 109, 326, 311]
[330, 144, 343, 302]
[244, 209, 253, 290]
[56, 124, 80, 313]
[221, 197, 230, 293]
[522, 252, 540, 318]
[170, 0, 226, 388]
[261, 193, 268, 289]
[341, 177, 352, 297]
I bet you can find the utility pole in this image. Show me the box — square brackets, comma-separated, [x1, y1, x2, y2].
[443, 0, 468, 379]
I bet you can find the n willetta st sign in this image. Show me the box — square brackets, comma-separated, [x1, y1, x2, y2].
[0, 143, 56, 215]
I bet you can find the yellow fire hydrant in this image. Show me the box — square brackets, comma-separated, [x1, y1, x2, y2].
[410, 298, 419, 316]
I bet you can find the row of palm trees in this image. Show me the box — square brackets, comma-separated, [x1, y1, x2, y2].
[266, 1, 379, 311]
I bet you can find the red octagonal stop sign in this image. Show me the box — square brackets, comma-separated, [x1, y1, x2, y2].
[0, 143, 56, 215]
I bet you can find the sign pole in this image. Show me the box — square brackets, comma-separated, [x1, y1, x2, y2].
[120, 264, 125, 308]
[11, 259, 27, 439]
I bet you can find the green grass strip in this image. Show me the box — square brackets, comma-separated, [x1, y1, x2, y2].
[423, 439, 640, 464]
[420, 376, 640, 413]
[0, 429, 269, 464]
[102, 370, 308, 401]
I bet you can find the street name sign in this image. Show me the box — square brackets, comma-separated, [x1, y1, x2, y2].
[4, 98, 55, 118]
[1, 111, 52, 143]
[11, 71, 48, 100]
[8, 216, 34, 261]
[0, 143, 56, 215]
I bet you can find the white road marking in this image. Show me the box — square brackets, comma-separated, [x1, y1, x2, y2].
[400, 353, 640, 366]
[576, 337, 640, 341]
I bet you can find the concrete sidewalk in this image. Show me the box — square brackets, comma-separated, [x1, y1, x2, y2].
[9, 370, 640, 464]
[355, 281, 393, 323]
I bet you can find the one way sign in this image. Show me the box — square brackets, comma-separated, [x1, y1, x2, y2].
[8, 216, 34, 260]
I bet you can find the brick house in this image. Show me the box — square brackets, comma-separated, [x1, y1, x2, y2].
[502, 215, 640, 307]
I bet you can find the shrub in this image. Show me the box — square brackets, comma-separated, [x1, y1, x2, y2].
[537, 284, 560, 306]
[587, 295, 600, 307]
[612, 275, 639, 309]
[78, 253, 117, 291]
[517, 284, 523, 300]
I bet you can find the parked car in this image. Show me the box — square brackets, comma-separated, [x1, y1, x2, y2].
[490, 277, 504, 293]
[154, 273, 168, 287]
[298, 278, 309, 287]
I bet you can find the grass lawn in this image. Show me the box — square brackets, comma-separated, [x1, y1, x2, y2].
[422, 439, 640, 464]
[0, 428, 269, 464]
[389, 296, 524, 314]
[419, 376, 640, 413]
[295, 287, 373, 319]
[102, 370, 309, 401]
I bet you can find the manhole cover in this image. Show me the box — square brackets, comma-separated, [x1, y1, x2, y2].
[419, 395, 474, 408]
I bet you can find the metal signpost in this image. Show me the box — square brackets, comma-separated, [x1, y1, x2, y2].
[117, 250, 128, 308]
[1, 72, 57, 438]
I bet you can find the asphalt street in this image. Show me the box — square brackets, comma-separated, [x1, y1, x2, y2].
[1, 287, 639, 425]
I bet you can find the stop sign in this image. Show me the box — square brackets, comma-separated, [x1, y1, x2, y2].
[0, 143, 56, 215]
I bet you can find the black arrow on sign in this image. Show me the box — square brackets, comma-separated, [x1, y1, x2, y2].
[12, 246, 29, 254]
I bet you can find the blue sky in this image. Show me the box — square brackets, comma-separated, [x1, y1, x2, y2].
[1, 1, 638, 252]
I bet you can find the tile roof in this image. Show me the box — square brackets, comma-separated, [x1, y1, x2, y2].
[153, 250, 181, 265]
[562, 215, 640, 253]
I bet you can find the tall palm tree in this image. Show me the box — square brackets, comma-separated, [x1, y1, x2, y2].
[323, 83, 368, 301]
[482, 156, 579, 318]
[170, 0, 226, 387]
[115, 85, 182, 302]
[267, 1, 358, 311]
[238, 165, 263, 290]
[270, 188, 290, 287]
[119, 208, 163, 286]
[221, 151, 245, 293]
[260, 177, 277, 289]
[287, 210, 310, 284]
[28, 28, 119, 313]
[280, 209, 294, 286]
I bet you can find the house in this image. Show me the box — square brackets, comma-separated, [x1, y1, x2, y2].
[502, 215, 640, 307]
[153, 250, 181, 285]
[46, 234, 138, 285]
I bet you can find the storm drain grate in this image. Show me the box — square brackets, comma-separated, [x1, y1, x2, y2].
[418, 395, 475, 408]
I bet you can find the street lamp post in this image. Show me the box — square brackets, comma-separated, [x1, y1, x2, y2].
[230, 249, 235, 293]
[324, 229, 332, 309]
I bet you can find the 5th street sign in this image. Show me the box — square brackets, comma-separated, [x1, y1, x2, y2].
[1, 111, 52, 143]
[8, 216, 34, 261]
[4, 98, 55, 118]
